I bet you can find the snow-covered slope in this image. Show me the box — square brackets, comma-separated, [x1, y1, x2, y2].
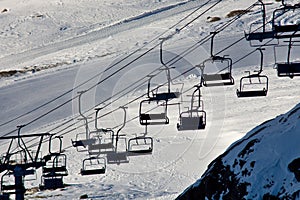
[0, 0, 300, 199]
[177, 102, 300, 199]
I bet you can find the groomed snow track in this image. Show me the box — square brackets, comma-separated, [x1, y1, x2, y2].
[0, 0, 212, 69]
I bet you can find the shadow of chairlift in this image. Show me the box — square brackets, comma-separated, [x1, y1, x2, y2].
[244, 0, 275, 41]
[106, 107, 129, 165]
[177, 84, 206, 131]
[71, 91, 96, 152]
[237, 48, 269, 98]
[87, 110, 115, 156]
[272, 0, 300, 39]
[197, 32, 234, 87]
[274, 33, 300, 78]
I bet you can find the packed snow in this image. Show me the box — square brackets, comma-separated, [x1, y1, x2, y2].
[0, 0, 299, 199]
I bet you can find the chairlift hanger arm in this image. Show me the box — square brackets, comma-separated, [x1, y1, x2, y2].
[257, 48, 265, 74]
[210, 31, 219, 57]
[77, 91, 88, 120]
[48, 135, 63, 155]
[115, 106, 127, 148]
[257, 0, 273, 32]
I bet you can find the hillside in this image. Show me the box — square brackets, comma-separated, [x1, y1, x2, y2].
[177, 102, 300, 199]
[0, 0, 300, 199]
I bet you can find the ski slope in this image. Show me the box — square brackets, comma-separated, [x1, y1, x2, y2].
[0, 0, 300, 199]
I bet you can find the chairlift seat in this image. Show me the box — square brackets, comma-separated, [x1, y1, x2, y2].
[202, 68, 234, 87]
[25, 168, 35, 175]
[1, 184, 23, 192]
[43, 166, 68, 174]
[140, 113, 166, 120]
[245, 31, 275, 41]
[153, 92, 181, 100]
[80, 168, 105, 175]
[127, 137, 153, 154]
[274, 24, 300, 33]
[80, 157, 106, 175]
[88, 142, 114, 150]
[177, 116, 205, 131]
[140, 113, 169, 125]
[128, 148, 153, 154]
[42, 171, 68, 177]
[277, 63, 300, 77]
[237, 89, 267, 98]
[41, 177, 64, 190]
[203, 72, 232, 81]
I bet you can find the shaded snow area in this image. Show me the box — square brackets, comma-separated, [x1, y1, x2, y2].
[177, 103, 300, 199]
[0, 0, 186, 57]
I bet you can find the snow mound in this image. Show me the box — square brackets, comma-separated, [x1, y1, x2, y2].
[177, 102, 300, 199]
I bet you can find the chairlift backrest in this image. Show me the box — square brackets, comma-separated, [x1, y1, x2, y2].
[198, 32, 234, 87]
[81, 157, 106, 175]
[236, 48, 269, 98]
[275, 36, 300, 78]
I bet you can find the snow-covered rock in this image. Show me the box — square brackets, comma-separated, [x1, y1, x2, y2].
[177, 102, 300, 199]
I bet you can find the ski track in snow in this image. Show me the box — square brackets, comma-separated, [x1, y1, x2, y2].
[0, 0, 209, 71]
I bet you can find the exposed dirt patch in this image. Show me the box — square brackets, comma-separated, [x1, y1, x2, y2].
[0, 70, 24, 78]
[206, 16, 221, 22]
[1, 8, 8, 13]
[226, 10, 251, 18]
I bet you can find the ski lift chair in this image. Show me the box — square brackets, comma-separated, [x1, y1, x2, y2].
[147, 75, 181, 101]
[41, 134, 68, 190]
[80, 157, 106, 175]
[272, 1, 300, 38]
[146, 36, 184, 101]
[42, 154, 68, 177]
[237, 48, 269, 98]
[139, 99, 169, 125]
[275, 35, 300, 78]
[199, 32, 234, 87]
[1, 171, 23, 195]
[127, 121, 153, 155]
[88, 129, 115, 155]
[200, 57, 234, 87]
[40, 153, 68, 190]
[244, 0, 276, 46]
[177, 85, 206, 131]
[127, 136, 153, 154]
[277, 62, 300, 78]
